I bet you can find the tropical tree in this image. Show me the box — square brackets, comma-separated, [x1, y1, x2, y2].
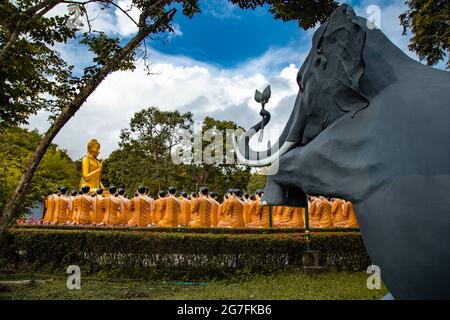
[192, 116, 251, 195]
[0, 126, 78, 218]
[102, 106, 194, 195]
[400, 0, 449, 68]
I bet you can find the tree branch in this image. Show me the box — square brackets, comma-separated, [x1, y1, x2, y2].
[0, 25, 21, 64]
[24, 0, 64, 16]
[61, 0, 139, 26]
[1, 0, 142, 63]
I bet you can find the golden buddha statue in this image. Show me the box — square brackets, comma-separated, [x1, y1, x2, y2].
[80, 139, 104, 193]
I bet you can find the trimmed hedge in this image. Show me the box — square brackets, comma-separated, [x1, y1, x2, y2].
[1, 228, 371, 280]
[14, 224, 360, 234]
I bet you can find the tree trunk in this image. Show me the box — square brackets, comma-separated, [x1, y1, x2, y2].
[0, 9, 176, 238]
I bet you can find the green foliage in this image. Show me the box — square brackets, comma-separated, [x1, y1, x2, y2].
[229, 0, 339, 29]
[399, 0, 449, 68]
[14, 223, 360, 234]
[246, 173, 267, 193]
[193, 116, 251, 195]
[102, 106, 194, 194]
[0, 126, 78, 216]
[0, 0, 77, 126]
[102, 107, 251, 197]
[1, 227, 369, 280]
[80, 32, 135, 73]
[310, 232, 372, 271]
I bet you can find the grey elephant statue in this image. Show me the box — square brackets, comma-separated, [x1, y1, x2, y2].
[234, 4, 450, 299]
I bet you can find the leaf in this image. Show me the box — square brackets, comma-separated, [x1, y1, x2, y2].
[254, 90, 262, 103]
[262, 85, 271, 101]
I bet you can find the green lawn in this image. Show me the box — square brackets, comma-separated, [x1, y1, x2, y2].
[0, 270, 388, 300]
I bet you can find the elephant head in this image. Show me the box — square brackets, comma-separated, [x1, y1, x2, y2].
[234, 4, 369, 166]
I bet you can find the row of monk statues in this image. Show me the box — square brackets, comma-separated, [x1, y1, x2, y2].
[37, 185, 358, 229]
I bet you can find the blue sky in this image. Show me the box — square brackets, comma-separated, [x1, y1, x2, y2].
[153, 1, 304, 68]
[27, 0, 447, 159]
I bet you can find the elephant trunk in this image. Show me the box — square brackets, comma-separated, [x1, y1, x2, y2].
[233, 92, 303, 167]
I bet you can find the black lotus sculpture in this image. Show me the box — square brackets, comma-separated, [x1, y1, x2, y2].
[234, 4, 450, 299]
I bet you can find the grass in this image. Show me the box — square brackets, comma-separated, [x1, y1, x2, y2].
[0, 270, 388, 300]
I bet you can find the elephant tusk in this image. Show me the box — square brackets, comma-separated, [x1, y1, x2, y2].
[232, 132, 295, 167]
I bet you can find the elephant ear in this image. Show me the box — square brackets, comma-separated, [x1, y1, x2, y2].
[317, 4, 369, 116]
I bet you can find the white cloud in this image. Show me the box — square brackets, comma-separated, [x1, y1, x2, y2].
[171, 23, 183, 37]
[115, 0, 141, 36]
[202, 0, 242, 20]
[26, 46, 302, 160]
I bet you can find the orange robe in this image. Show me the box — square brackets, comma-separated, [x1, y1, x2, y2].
[343, 201, 359, 228]
[43, 195, 56, 223]
[308, 200, 319, 227]
[218, 197, 244, 228]
[273, 207, 304, 228]
[70, 196, 80, 222]
[116, 196, 131, 224]
[210, 198, 220, 227]
[189, 197, 211, 227]
[331, 199, 346, 227]
[218, 199, 228, 223]
[158, 196, 181, 227]
[90, 195, 104, 224]
[245, 199, 269, 228]
[259, 203, 271, 228]
[51, 195, 71, 224]
[272, 206, 283, 224]
[144, 196, 155, 216]
[101, 196, 121, 225]
[153, 198, 166, 225]
[247, 200, 259, 224]
[128, 195, 152, 227]
[179, 197, 191, 226]
[73, 195, 93, 225]
[67, 196, 77, 221]
[242, 201, 251, 224]
[316, 199, 333, 228]
[117, 196, 131, 224]
[272, 206, 285, 227]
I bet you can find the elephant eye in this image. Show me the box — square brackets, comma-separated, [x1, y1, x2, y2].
[315, 57, 321, 67]
[299, 83, 304, 93]
[317, 47, 322, 54]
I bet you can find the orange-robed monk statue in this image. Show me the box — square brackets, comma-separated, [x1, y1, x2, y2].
[80, 139, 105, 193]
